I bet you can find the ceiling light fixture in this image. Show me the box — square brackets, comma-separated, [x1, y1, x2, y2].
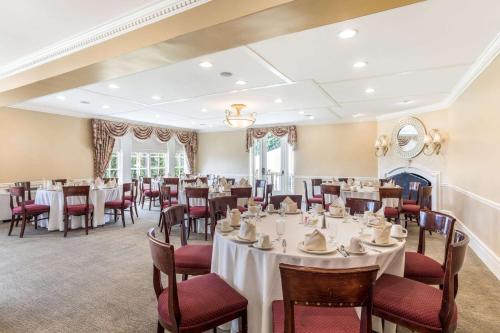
[151, 95, 162, 101]
[201, 108, 208, 113]
[101, 105, 110, 109]
[298, 111, 305, 115]
[56, 95, 66, 100]
[199, 61, 213, 68]
[235, 80, 247, 85]
[338, 29, 358, 39]
[224, 104, 256, 128]
[353, 61, 367, 68]
[108, 83, 119, 89]
[365, 88, 375, 94]
[352, 113, 366, 118]
[274, 98, 283, 103]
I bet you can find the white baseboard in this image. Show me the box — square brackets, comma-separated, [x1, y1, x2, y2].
[441, 209, 500, 280]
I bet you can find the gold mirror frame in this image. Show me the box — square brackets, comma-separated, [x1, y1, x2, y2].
[392, 117, 427, 159]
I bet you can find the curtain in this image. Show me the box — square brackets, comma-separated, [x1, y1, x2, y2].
[246, 125, 297, 152]
[91, 119, 197, 177]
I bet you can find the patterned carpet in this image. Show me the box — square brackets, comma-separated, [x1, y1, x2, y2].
[0, 207, 498, 332]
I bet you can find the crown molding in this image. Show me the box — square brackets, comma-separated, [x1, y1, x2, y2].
[376, 32, 500, 122]
[0, 0, 210, 79]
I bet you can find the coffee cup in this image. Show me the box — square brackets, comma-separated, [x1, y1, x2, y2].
[391, 224, 408, 238]
[256, 234, 272, 249]
[349, 237, 365, 252]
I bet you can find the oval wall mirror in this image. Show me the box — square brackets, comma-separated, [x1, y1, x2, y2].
[392, 117, 426, 159]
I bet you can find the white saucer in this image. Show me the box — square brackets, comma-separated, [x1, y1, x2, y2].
[326, 212, 347, 218]
[216, 225, 234, 233]
[231, 235, 257, 243]
[359, 234, 398, 247]
[347, 246, 368, 255]
[251, 243, 274, 251]
[286, 211, 301, 215]
[391, 232, 408, 239]
[297, 242, 337, 255]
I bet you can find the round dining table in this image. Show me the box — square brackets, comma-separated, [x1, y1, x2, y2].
[211, 213, 405, 333]
[34, 187, 121, 231]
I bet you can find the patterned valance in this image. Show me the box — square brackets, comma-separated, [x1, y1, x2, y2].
[246, 125, 297, 152]
[91, 119, 197, 177]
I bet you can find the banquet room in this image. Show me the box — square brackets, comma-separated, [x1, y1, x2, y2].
[1, 0, 500, 332]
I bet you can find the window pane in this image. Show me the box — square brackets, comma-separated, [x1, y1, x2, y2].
[140, 153, 147, 167]
[110, 155, 117, 169]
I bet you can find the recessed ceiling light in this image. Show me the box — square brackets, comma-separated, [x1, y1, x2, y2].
[220, 72, 233, 77]
[151, 95, 162, 101]
[108, 83, 119, 89]
[201, 108, 208, 113]
[365, 88, 375, 94]
[305, 115, 315, 120]
[80, 100, 90, 104]
[199, 61, 213, 68]
[338, 29, 358, 39]
[235, 80, 247, 85]
[353, 61, 367, 68]
[56, 95, 66, 100]
[155, 114, 160, 118]
[298, 111, 305, 115]
[274, 98, 283, 103]
[400, 100, 415, 105]
[352, 113, 366, 118]
[101, 105, 110, 109]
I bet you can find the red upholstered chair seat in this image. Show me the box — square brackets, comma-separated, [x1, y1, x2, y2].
[175, 245, 212, 270]
[158, 273, 247, 329]
[105, 200, 132, 209]
[402, 204, 420, 215]
[272, 300, 360, 333]
[170, 189, 178, 197]
[238, 206, 248, 213]
[313, 194, 322, 199]
[189, 206, 209, 218]
[25, 199, 35, 205]
[403, 199, 417, 205]
[404, 252, 444, 282]
[384, 207, 399, 218]
[161, 199, 179, 209]
[144, 190, 160, 197]
[12, 204, 50, 215]
[254, 197, 264, 202]
[67, 204, 94, 215]
[124, 195, 133, 201]
[308, 197, 323, 204]
[374, 274, 457, 331]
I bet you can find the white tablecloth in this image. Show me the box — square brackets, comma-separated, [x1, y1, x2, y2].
[35, 188, 121, 231]
[179, 187, 250, 207]
[211, 214, 405, 333]
[339, 189, 399, 208]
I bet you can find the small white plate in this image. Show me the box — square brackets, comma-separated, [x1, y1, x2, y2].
[231, 235, 257, 243]
[251, 243, 274, 251]
[347, 247, 368, 255]
[216, 225, 234, 233]
[326, 212, 347, 218]
[286, 211, 301, 215]
[391, 233, 408, 239]
[359, 235, 398, 247]
[297, 242, 337, 255]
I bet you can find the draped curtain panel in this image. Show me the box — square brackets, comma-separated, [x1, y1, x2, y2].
[246, 125, 297, 152]
[91, 119, 197, 177]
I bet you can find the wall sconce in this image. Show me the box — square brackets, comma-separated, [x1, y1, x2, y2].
[423, 129, 443, 155]
[374, 135, 389, 157]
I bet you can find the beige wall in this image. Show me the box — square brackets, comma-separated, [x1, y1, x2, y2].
[0, 107, 93, 183]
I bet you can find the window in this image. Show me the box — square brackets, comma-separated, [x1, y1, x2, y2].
[174, 152, 186, 177]
[104, 152, 119, 178]
[130, 152, 167, 178]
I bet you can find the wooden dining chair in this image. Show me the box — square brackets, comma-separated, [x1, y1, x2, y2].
[379, 178, 391, 186]
[141, 177, 159, 210]
[62, 185, 93, 237]
[52, 179, 67, 185]
[197, 176, 208, 184]
[264, 184, 273, 208]
[125, 178, 139, 218]
[209, 195, 238, 236]
[273, 263, 379, 333]
[162, 205, 212, 280]
[404, 210, 455, 288]
[269, 195, 302, 210]
[225, 178, 236, 185]
[403, 181, 421, 205]
[183, 178, 197, 187]
[8, 187, 50, 238]
[337, 177, 349, 183]
[254, 179, 267, 203]
[373, 230, 469, 333]
[402, 186, 432, 227]
[185, 187, 210, 240]
[230, 187, 252, 212]
[378, 187, 403, 224]
[14, 181, 35, 205]
[104, 183, 134, 228]
[148, 228, 248, 333]
[158, 185, 179, 232]
[303, 180, 323, 211]
[320, 184, 341, 210]
[163, 177, 180, 201]
[345, 198, 381, 215]
[310, 179, 323, 199]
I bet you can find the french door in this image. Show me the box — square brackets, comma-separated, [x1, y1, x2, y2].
[250, 133, 294, 194]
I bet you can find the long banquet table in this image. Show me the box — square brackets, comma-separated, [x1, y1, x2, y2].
[35, 187, 121, 231]
[211, 213, 405, 333]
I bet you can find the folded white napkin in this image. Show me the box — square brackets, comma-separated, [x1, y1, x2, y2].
[371, 222, 392, 244]
[230, 208, 241, 226]
[223, 183, 231, 191]
[239, 178, 249, 186]
[238, 220, 256, 241]
[375, 204, 386, 218]
[304, 229, 327, 251]
[283, 196, 298, 213]
[196, 178, 204, 187]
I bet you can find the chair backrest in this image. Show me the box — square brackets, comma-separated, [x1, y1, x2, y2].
[62, 186, 90, 212]
[337, 177, 349, 183]
[162, 205, 188, 245]
[121, 183, 132, 202]
[185, 187, 209, 212]
[310, 179, 323, 197]
[163, 177, 179, 188]
[419, 186, 432, 210]
[266, 184, 273, 203]
[141, 177, 152, 191]
[230, 187, 252, 200]
[417, 210, 456, 267]
[209, 196, 238, 235]
[303, 181, 310, 202]
[254, 179, 267, 198]
[183, 179, 197, 186]
[346, 198, 381, 215]
[159, 185, 171, 207]
[407, 181, 421, 202]
[197, 176, 208, 184]
[14, 181, 32, 201]
[321, 184, 341, 209]
[9, 186, 26, 211]
[270, 195, 302, 209]
[52, 179, 67, 185]
[225, 178, 235, 185]
[379, 178, 391, 186]
[279, 263, 379, 333]
[439, 230, 469, 331]
[131, 179, 138, 199]
[147, 228, 181, 328]
[378, 188, 403, 210]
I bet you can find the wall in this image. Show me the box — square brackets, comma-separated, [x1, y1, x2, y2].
[0, 107, 93, 183]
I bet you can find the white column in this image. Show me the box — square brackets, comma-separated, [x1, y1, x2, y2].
[120, 134, 132, 182]
[168, 139, 176, 177]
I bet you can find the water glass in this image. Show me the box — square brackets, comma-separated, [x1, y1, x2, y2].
[327, 220, 338, 244]
[345, 207, 351, 216]
[276, 219, 286, 240]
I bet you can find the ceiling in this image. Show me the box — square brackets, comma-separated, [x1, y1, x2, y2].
[13, 0, 500, 131]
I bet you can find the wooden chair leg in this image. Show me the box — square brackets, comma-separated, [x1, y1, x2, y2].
[130, 207, 135, 224]
[159, 213, 164, 231]
[134, 201, 139, 218]
[84, 213, 89, 235]
[121, 208, 126, 227]
[64, 214, 69, 237]
[239, 309, 248, 333]
[157, 321, 164, 333]
[182, 274, 188, 281]
[141, 195, 145, 209]
[187, 218, 192, 239]
[8, 215, 16, 236]
[19, 215, 27, 238]
[34, 215, 38, 229]
[205, 216, 208, 241]
[149, 197, 152, 211]
[114, 209, 117, 222]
